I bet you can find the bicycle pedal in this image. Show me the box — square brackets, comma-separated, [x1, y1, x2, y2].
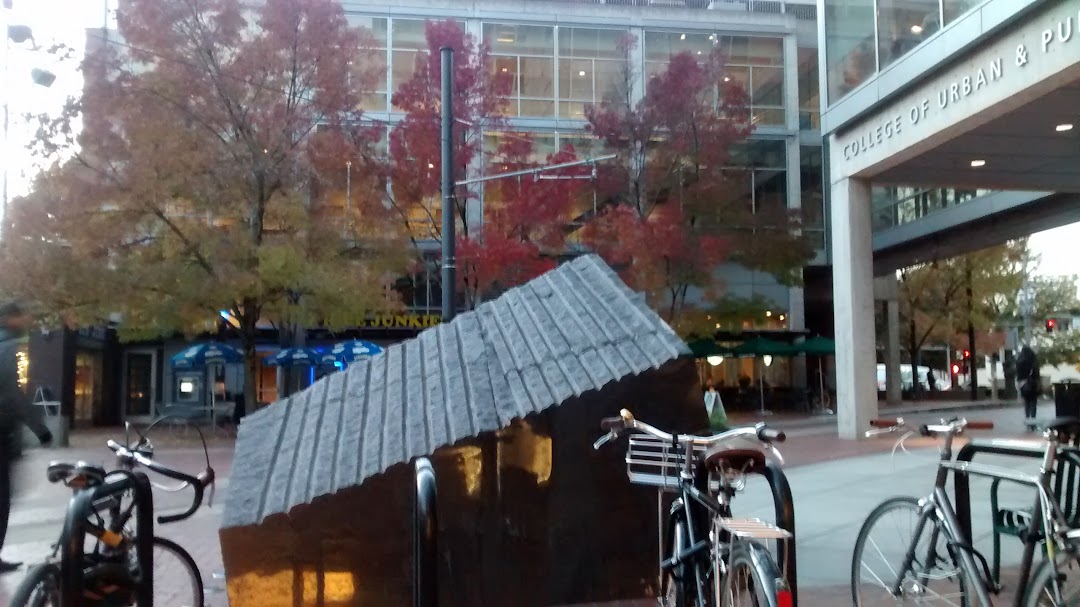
[715, 517, 793, 540]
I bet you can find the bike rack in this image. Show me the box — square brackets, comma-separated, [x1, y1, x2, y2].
[59, 470, 155, 607]
[954, 437, 1045, 599]
[414, 457, 438, 607]
[760, 461, 798, 607]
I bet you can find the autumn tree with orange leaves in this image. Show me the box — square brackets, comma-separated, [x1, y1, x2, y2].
[4, 0, 409, 407]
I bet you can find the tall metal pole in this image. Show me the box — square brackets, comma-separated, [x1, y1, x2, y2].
[440, 47, 455, 322]
[345, 160, 352, 238]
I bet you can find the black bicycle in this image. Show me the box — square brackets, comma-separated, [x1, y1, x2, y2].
[594, 409, 794, 607]
[10, 421, 215, 607]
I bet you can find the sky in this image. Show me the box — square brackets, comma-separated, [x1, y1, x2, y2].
[3, 0, 1079, 279]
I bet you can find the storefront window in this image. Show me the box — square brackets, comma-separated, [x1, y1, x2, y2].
[484, 23, 556, 118]
[644, 32, 785, 126]
[16, 346, 28, 390]
[75, 351, 103, 425]
[797, 48, 820, 130]
[558, 27, 629, 119]
[877, 0, 940, 70]
[350, 16, 388, 112]
[824, 0, 877, 101]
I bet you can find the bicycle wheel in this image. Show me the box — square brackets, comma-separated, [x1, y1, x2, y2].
[721, 541, 789, 607]
[9, 563, 61, 607]
[148, 537, 204, 607]
[852, 496, 973, 606]
[1024, 551, 1080, 606]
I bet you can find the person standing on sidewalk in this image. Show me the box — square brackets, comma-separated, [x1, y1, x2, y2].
[1016, 345, 1041, 424]
[704, 380, 728, 431]
[0, 301, 52, 572]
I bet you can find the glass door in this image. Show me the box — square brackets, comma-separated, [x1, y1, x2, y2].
[125, 351, 155, 419]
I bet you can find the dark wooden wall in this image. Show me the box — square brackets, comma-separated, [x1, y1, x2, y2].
[220, 358, 705, 607]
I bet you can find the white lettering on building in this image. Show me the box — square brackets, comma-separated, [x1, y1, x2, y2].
[838, 7, 1080, 163]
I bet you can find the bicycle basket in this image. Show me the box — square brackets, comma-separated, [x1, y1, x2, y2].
[626, 435, 708, 492]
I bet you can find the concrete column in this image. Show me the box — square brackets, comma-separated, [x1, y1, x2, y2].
[886, 298, 902, 405]
[830, 176, 878, 439]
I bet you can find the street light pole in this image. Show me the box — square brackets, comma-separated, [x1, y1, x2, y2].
[440, 46, 455, 323]
[345, 159, 351, 238]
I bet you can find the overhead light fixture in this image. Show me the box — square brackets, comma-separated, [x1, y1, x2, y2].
[910, 24, 924, 34]
[680, 33, 686, 40]
[697, 51, 702, 55]
[1056, 123, 1074, 132]
[723, 76, 731, 82]
[427, 163, 434, 169]
[706, 355, 724, 366]
[779, 314, 786, 321]
[763, 355, 774, 367]
[578, 70, 586, 76]
[970, 159, 986, 167]
[765, 310, 772, 317]
[501, 67, 508, 72]
[709, 34, 717, 41]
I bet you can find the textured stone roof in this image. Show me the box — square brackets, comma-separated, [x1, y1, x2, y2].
[222, 254, 689, 528]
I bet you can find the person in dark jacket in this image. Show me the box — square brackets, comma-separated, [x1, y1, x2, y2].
[1016, 345, 1040, 423]
[0, 301, 52, 572]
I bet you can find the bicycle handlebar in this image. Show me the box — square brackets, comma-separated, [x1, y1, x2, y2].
[864, 417, 994, 439]
[107, 440, 215, 524]
[593, 409, 785, 451]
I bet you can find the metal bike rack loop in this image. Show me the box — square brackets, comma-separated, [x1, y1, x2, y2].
[760, 461, 798, 606]
[414, 457, 438, 607]
[59, 471, 155, 607]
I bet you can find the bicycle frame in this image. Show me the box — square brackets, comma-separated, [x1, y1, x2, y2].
[889, 429, 1069, 607]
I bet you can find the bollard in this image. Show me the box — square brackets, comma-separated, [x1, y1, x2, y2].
[414, 457, 438, 607]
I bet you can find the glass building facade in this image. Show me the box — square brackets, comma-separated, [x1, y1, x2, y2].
[336, 0, 825, 331]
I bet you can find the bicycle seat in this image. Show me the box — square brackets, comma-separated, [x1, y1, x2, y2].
[702, 447, 766, 473]
[46, 461, 107, 488]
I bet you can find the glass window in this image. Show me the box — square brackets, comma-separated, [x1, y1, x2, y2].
[351, 16, 388, 112]
[484, 23, 556, 118]
[645, 32, 786, 126]
[878, 0, 940, 69]
[797, 48, 820, 130]
[557, 27, 628, 119]
[731, 139, 787, 169]
[800, 146, 824, 232]
[824, 0, 877, 102]
[389, 19, 465, 111]
[944, 0, 980, 25]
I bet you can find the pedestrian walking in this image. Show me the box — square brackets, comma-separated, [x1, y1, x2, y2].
[703, 379, 727, 431]
[1016, 345, 1040, 425]
[0, 301, 52, 572]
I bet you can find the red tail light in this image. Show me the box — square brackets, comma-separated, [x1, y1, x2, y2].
[777, 589, 794, 607]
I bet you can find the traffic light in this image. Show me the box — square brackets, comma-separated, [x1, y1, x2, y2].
[1047, 318, 1057, 333]
[962, 349, 970, 360]
[951, 363, 961, 375]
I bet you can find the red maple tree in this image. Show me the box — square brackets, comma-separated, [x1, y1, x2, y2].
[342, 20, 584, 308]
[583, 35, 812, 331]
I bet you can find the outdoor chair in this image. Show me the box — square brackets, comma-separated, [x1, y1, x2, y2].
[989, 434, 1080, 584]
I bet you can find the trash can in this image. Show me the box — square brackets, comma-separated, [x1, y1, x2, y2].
[1054, 381, 1080, 418]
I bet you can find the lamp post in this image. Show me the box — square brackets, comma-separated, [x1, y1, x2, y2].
[345, 159, 352, 238]
[2, 22, 56, 242]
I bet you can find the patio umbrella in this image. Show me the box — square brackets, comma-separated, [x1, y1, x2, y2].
[171, 341, 243, 369]
[687, 338, 736, 359]
[264, 347, 323, 367]
[733, 337, 795, 416]
[329, 340, 384, 364]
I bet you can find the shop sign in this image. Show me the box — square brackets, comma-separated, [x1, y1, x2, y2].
[364, 313, 442, 330]
[837, 2, 1080, 164]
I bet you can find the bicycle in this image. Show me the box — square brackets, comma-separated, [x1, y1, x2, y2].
[851, 416, 1080, 606]
[593, 408, 794, 607]
[10, 421, 216, 607]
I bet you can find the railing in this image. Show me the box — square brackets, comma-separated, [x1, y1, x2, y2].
[541, 0, 818, 20]
[872, 186, 996, 231]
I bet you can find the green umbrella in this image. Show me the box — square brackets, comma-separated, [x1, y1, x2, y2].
[687, 339, 736, 358]
[796, 336, 835, 356]
[733, 336, 796, 357]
